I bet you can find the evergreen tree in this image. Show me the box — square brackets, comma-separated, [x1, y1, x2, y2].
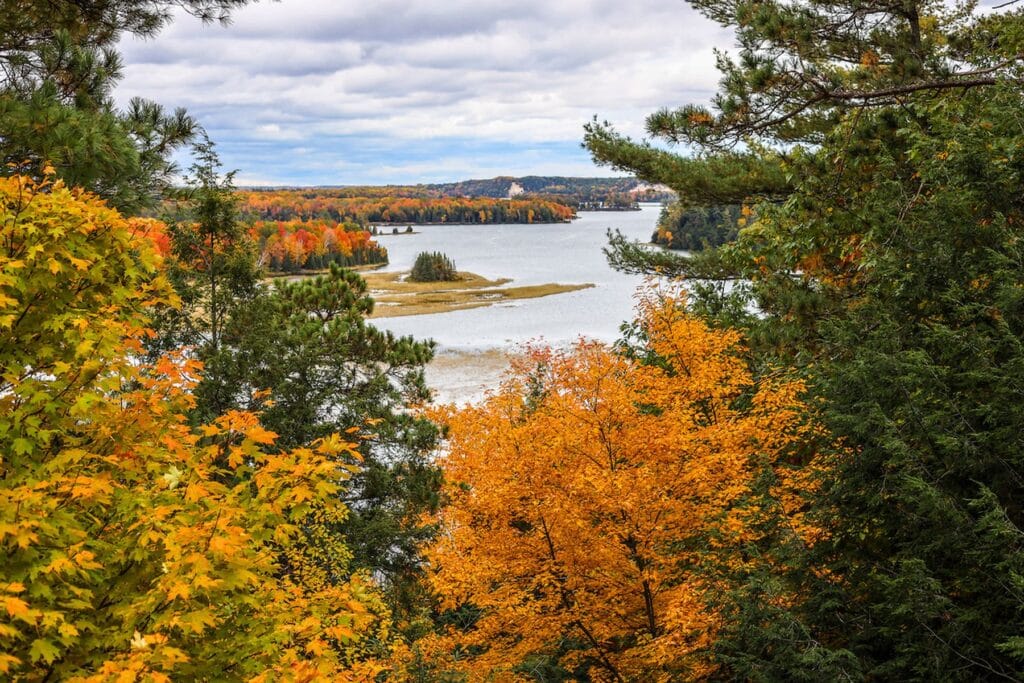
[409, 251, 458, 282]
[0, 1, 254, 212]
[202, 265, 443, 615]
[585, 0, 1023, 277]
[152, 152, 443, 616]
[586, 1, 1024, 678]
[150, 138, 261, 405]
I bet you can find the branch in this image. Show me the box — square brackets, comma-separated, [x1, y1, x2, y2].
[831, 76, 1005, 101]
[741, 70, 1020, 136]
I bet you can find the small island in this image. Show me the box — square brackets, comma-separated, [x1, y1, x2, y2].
[362, 270, 594, 318]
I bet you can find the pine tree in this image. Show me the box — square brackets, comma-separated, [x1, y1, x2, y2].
[585, 0, 1024, 277]
[149, 138, 262, 420]
[200, 265, 443, 617]
[0, 1, 255, 212]
[409, 252, 458, 282]
[585, 1, 1024, 678]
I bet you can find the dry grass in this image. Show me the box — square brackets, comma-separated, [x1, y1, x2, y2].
[363, 271, 594, 319]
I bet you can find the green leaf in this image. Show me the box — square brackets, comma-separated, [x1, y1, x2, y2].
[29, 638, 59, 665]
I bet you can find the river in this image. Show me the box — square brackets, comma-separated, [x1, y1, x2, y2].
[371, 203, 663, 402]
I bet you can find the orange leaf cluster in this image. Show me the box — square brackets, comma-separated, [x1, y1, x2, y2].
[416, 288, 821, 681]
[237, 190, 576, 225]
[250, 219, 387, 272]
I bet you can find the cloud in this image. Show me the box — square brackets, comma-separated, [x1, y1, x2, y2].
[116, 0, 732, 184]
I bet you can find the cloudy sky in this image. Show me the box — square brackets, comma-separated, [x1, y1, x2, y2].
[116, 0, 732, 186]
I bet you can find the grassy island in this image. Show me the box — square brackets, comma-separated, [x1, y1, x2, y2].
[361, 271, 593, 318]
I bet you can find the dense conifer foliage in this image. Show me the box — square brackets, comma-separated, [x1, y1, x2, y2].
[192, 265, 443, 612]
[147, 149, 444, 625]
[586, 0, 1024, 679]
[409, 252, 458, 282]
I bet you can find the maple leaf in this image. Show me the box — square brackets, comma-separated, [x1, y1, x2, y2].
[130, 631, 148, 650]
[29, 638, 59, 664]
[161, 466, 184, 490]
[0, 175, 382, 679]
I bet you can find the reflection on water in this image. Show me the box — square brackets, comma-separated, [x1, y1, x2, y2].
[372, 204, 662, 352]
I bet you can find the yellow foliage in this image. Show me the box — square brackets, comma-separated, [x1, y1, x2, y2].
[0, 176, 384, 680]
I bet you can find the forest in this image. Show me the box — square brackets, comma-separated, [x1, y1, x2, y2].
[414, 176, 673, 208]
[241, 176, 673, 209]
[249, 219, 388, 273]
[3, 0, 1024, 681]
[236, 190, 577, 224]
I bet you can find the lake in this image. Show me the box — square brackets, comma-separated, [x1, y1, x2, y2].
[370, 203, 664, 402]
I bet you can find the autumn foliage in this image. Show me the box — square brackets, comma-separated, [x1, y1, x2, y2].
[413, 290, 819, 681]
[0, 176, 386, 680]
[237, 189, 576, 225]
[250, 219, 388, 272]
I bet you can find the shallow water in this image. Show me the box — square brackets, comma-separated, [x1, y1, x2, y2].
[369, 204, 664, 404]
[373, 204, 661, 352]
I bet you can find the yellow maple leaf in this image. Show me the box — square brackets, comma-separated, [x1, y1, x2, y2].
[4, 596, 29, 619]
[130, 631, 148, 650]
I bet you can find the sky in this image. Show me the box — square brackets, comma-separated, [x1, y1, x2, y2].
[116, 0, 733, 186]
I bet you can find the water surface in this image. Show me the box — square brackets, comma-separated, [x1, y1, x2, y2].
[373, 204, 661, 352]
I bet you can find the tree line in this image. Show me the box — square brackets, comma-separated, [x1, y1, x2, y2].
[237, 190, 576, 224]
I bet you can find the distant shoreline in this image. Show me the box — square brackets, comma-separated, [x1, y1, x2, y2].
[369, 219, 573, 227]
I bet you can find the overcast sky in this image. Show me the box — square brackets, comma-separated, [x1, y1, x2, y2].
[116, 0, 732, 186]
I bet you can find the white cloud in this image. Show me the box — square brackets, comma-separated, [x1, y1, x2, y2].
[116, 0, 733, 184]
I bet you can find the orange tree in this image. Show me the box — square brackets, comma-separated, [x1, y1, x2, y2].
[0, 175, 385, 680]
[410, 289, 821, 681]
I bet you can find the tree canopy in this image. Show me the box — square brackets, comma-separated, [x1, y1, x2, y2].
[585, 1, 1024, 679]
[0, 174, 385, 680]
[0, 1, 258, 212]
[407, 290, 822, 681]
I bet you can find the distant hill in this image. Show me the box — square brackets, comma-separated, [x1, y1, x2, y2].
[259, 176, 675, 209]
[422, 176, 655, 199]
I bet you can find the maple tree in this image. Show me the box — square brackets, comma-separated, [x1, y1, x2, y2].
[410, 289, 820, 681]
[0, 174, 387, 680]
